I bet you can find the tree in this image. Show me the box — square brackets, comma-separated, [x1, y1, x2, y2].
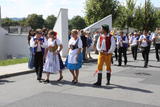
[44, 15, 57, 29]
[125, 0, 136, 32]
[114, 0, 136, 32]
[19, 18, 27, 26]
[84, 0, 119, 26]
[133, 0, 157, 31]
[26, 14, 44, 30]
[69, 16, 86, 30]
[1, 18, 20, 27]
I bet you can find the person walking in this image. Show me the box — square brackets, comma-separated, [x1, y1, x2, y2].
[139, 31, 152, 68]
[152, 32, 160, 62]
[43, 30, 63, 83]
[66, 29, 83, 84]
[30, 29, 47, 82]
[129, 32, 139, 60]
[117, 31, 129, 66]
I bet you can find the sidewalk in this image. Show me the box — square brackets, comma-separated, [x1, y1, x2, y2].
[0, 63, 33, 79]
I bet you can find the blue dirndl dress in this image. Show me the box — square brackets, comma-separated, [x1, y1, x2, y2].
[65, 53, 83, 70]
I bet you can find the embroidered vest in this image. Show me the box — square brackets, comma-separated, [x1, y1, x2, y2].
[122, 36, 128, 48]
[33, 37, 45, 54]
[99, 34, 112, 52]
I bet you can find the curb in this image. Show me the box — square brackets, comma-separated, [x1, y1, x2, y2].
[0, 70, 34, 79]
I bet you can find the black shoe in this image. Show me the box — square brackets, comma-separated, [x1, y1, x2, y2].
[144, 65, 148, 68]
[106, 82, 110, 85]
[57, 76, 63, 81]
[93, 73, 102, 86]
[44, 79, 50, 83]
[38, 80, 42, 83]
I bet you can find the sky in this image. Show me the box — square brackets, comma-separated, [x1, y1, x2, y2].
[0, 0, 159, 19]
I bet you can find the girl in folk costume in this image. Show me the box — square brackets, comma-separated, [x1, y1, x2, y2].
[30, 29, 47, 82]
[43, 30, 63, 83]
[94, 25, 116, 86]
[66, 29, 83, 84]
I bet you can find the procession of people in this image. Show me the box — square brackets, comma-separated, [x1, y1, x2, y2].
[28, 24, 160, 86]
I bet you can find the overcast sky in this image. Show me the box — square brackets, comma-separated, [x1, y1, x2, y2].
[0, 0, 159, 19]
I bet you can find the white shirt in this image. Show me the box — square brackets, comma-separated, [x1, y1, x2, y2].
[117, 35, 128, 48]
[129, 36, 138, 46]
[68, 37, 82, 64]
[96, 34, 116, 54]
[47, 38, 61, 47]
[139, 35, 151, 47]
[30, 36, 47, 52]
[152, 34, 160, 44]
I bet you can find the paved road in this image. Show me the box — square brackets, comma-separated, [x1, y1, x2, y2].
[0, 51, 160, 107]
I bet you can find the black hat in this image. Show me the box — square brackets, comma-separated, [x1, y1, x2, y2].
[102, 24, 109, 32]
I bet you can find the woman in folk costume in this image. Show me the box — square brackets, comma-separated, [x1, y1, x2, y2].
[66, 29, 83, 84]
[28, 29, 35, 69]
[94, 25, 116, 86]
[43, 30, 63, 83]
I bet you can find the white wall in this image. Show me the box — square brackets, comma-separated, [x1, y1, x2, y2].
[54, 8, 68, 57]
[84, 15, 112, 32]
[0, 27, 7, 59]
[4, 34, 29, 59]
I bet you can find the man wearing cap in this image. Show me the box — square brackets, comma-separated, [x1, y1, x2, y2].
[30, 29, 47, 82]
[94, 24, 116, 86]
[129, 32, 139, 60]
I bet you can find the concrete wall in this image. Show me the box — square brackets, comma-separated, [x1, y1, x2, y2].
[0, 27, 8, 59]
[54, 8, 68, 57]
[4, 34, 29, 59]
[0, 27, 29, 60]
[84, 15, 112, 33]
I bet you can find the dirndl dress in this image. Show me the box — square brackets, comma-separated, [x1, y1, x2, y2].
[65, 50, 83, 70]
[43, 38, 61, 74]
[43, 51, 60, 74]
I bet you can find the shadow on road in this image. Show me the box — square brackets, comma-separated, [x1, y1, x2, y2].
[49, 80, 153, 94]
[0, 79, 14, 85]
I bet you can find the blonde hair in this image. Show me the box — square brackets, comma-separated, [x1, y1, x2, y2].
[71, 29, 78, 35]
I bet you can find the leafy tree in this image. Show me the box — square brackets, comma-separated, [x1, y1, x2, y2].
[84, 0, 119, 25]
[44, 15, 57, 29]
[19, 18, 27, 26]
[26, 14, 44, 30]
[1, 18, 19, 27]
[69, 16, 86, 30]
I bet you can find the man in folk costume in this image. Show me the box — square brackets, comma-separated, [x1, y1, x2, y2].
[152, 31, 160, 62]
[94, 25, 116, 86]
[30, 29, 47, 82]
[117, 31, 129, 66]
